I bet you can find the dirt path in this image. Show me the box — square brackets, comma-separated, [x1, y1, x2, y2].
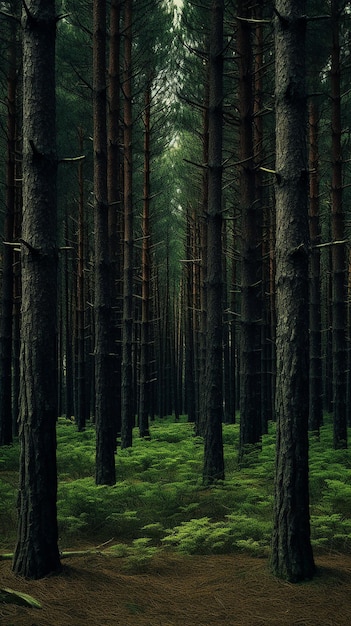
[1, 552, 351, 625]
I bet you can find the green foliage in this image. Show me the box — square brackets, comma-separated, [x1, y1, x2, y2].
[109, 538, 160, 572]
[1, 417, 351, 562]
[0, 444, 20, 472]
[311, 513, 351, 552]
[0, 479, 17, 540]
[162, 515, 270, 557]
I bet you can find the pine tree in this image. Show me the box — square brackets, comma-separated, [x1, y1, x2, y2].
[13, 0, 61, 579]
[203, 0, 225, 485]
[93, 0, 116, 484]
[271, 0, 315, 582]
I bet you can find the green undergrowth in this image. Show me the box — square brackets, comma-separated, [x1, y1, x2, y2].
[1, 414, 351, 565]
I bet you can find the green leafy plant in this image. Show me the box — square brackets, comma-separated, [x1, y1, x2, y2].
[1, 416, 351, 559]
[109, 538, 159, 572]
[162, 514, 271, 556]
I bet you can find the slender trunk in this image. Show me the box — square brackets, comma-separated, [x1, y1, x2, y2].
[184, 207, 196, 423]
[107, 0, 122, 441]
[222, 218, 231, 423]
[121, 0, 134, 448]
[12, 133, 22, 437]
[76, 128, 87, 431]
[64, 215, 74, 420]
[238, 0, 262, 461]
[198, 74, 209, 435]
[253, 8, 270, 434]
[330, 0, 347, 449]
[139, 84, 151, 437]
[0, 13, 17, 445]
[324, 250, 333, 413]
[203, 0, 225, 485]
[308, 101, 323, 434]
[230, 219, 238, 418]
[93, 0, 116, 485]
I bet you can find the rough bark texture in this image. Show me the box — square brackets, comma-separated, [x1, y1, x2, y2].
[107, 0, 122, 442]
[185, 207, 196, 424]
[139, 85, 151, 439]
[308, 101, 323, 434]
[0, 10, 17, 445]
[330, 0, 347, 449]
[12, 0, 61, 579]
[93, 0, 116, 485]
[198, 74, 209, 436]
[203, 0, 225, 486]
[238, 0, 262, 460]
[121, 0, 134, 449]
[76, 129, 86, 431]
[271, 0, 315, 582]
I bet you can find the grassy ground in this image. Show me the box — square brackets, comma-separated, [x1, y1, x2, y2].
[1, 414, 351, 561]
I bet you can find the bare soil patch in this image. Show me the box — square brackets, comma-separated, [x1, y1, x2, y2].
[1, 551, 351, 626]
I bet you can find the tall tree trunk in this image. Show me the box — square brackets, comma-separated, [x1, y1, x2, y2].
[308, 100, 323, 434]
[222, 218, 232, 423]
[13, 0, 61, 579]
[238, 0, 262, 461]
[330, 0, 347, 449]
[230, 219, 239, 416]
[107, 0, 122, 441]
[64, 215, 74, 421]
[12, 133, 22, 437]
[75, 128, 87, 431]
[139, 83, 152, 437]
[324, 250, 333, 413]
[184, 207, 196, 423]
[271, 0, 315, 582]
[0, 8, 17, 445]
[203, 0, 225, 485]
[198, 74, 209, 435]
[253, 8, 270, 434]
[121, 0, 134, 448]
[93, 0, 116, 485]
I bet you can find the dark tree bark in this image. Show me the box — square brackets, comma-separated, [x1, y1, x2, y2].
[0, 7, 18, 445]
[271, 0, 315, 582]
[75, 128, 87, 431]
[330, 0, 347, 449]
[139, 83, 152, 438]
[93, 0, 116, 485]
[203, 0, 225, 485]
[63, 215, 74, 421]
[252, 7, 271, 434]
[121, 0, 134, 448]
[230, 218, 239, 417]
[12, 137, 22, 437]
[198, 74, 209, 435]
[308, 101, 323, 434]
[184, 207, 196, 424]
[222, 218, 232, 423]
[107, 0, 122, 442]
[237, 0, 262, 461]
[12, 0, 61, 579]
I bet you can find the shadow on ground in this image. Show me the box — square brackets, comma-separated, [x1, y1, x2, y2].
[1, 551, 351, 625]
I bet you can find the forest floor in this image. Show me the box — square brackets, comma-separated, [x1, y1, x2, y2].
[1, 550, 351, 626]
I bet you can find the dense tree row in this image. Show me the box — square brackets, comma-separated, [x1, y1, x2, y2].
[0, 0, 350, 582]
